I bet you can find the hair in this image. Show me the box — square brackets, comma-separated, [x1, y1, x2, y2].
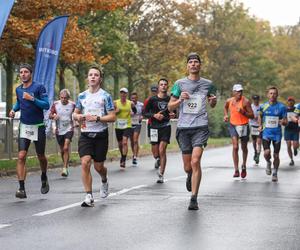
[131, 92, 138, 96]
[19, 63, 33, 73]
[88, 65, 104, 78]
[60, 89, 70, 98]
[267, 86, 278, 95]
[157, 78, 168, 85]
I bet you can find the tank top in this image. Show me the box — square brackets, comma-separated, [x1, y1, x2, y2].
[229, 96, 249, 126]
[115, 99, 132, 129]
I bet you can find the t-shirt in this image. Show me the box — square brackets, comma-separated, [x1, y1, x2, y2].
[76, 88, 114, 132]
[15, 82, 48, 125]
[171, 77, 216, 129]
[50, 100, 75, 135]
[249, 103, 260, 127]
[259, 101, 287, 139]
[144, 95, 170, 128]
[131, 101, 144, 125]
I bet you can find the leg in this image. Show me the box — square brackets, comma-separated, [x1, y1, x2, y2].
[94, 161, 107, 182]
[62, 139, 71, 168]
[286, 140, 293, 161]
[158, 141, 168, 175]
[232, 136, 239, 170]
[190, 147, 204, 197]
[132, 131, 140, 158]
[241, 139, 248, 167]
[81, 155, 92, 192]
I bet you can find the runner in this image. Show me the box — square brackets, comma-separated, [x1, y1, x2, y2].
[258, 86, 287, 182]
[144, 85, 160, 169]
[73, 66, 115, 207]
[284, 96, 299, 166]
[249, 95, 262, 165]
[114, 87, 136, 169]
[144, 78, 175, 183]
[130, 92, 144, 167]
[224, 84, 254, 179]
[49, 89, 75, 177]
[9, 63, 50, 199]
[168, 53, 217, 210]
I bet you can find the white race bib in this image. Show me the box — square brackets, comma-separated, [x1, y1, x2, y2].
[131, 116, 140, 125]
[150, 129, 158, 142]
[116, 119, 128, 129]
[58, 118, 72, 134]
[265, 116, 279, 128]
[287, 112, 296, 122]
[235, 125, 248, 137]
[251, 126, 260, 136]
[183, 95, 201, 114]
[20, 123, 38, 141]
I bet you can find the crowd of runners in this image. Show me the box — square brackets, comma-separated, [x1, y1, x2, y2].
[7, 52, 300, 210]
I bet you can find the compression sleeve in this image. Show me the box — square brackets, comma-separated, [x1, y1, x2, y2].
[33, 96, 50, 110]
[12, 100, 20, 112]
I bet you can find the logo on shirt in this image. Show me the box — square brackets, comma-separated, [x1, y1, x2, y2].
[158, 101, 168, 111]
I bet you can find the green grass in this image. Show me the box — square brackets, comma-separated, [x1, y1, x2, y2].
[0, 137, 231, 172]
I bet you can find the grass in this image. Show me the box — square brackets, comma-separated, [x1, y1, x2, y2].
[0, 137, 231, 174]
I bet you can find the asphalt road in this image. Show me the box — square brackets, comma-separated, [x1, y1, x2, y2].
[1, 143, 300, 250]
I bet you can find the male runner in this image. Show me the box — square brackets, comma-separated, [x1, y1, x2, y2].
[130, 92, 144, 166]
[224, 84, 254, 178]
[9, 63, 50, 199]
[73, 66, 115, 207]
[49, 89, 75, 176]
[258, 86, 287, 182]
[168, 53, 217, 210]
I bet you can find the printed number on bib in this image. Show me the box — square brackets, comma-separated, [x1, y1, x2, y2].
[235, 125, 248, 137]
[150, 129, 158, 142]
[183, 95, 201, 114]
[116, 119, 128, 129]
[131, 116, 139, 125]
[251, 126, 260, 136]
[287, 112, 296, 122]
[20, 123, 38, 141]
[265, 116, 279, 128]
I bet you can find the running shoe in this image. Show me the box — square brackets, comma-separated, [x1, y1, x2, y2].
[15, 189, 27, 199]
[157, 173, 164, 183]
[233, 170, 240, 178]
[289, 160, 295, 166]
[188, 196, 199, 210]
[154, 158, 160, 169]
[272, 173, 278, 182]
[100, 181, 109, 198]
[81, 193, 94, 207]
[120, 161, 126, 168]
[132, 158, 138, 167]
[266, 161, 272, 175]
[186, 172, 192, 192]
[41, 179, 49, 194]
[241, 167, 247, 179]
[294, 148, 298, 157]
[61, 167, 69, 177]
[254, 153, 260, 165]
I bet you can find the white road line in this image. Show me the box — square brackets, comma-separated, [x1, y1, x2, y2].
[0, 224, 11, 229]
[32, 171, 210, 217]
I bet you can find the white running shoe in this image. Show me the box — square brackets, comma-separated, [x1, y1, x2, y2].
[266, 161, 272, 175]
[272, 173, 278, 182]
[81, 194, 94, 207]
[100, 182, 109, 198]
[157, 173, 164, 183]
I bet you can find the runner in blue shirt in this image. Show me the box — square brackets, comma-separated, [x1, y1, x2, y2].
[9, 63, 50, 199]
[258, 86, 287, 182]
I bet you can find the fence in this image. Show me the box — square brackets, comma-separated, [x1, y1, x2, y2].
[0, 118, 178, 160]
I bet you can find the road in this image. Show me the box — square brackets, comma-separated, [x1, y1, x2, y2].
[1, 143, 300, 250]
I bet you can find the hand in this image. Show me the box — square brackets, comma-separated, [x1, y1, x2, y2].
[223, 115, 229, 122]
[23, 92, 34, 101]
[258, 126, 262, 132]
[85, 113, 97, 122]
[9, 110, 15, 118]
[169, 112, 176, 119]
[208, 95, 217, 106]
[180, 92, 190, 101]
[154, 111, 164, 121]
[53, 114, 59, 121]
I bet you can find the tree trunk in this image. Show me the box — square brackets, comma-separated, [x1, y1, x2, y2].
[58, 65, 66, 91]
[113, 73, 119, 99]
[4, 57, 13, 116]
[127, 67, 134, 95]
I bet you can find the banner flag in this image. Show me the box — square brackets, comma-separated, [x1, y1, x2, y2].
[0, 0, 15, 38]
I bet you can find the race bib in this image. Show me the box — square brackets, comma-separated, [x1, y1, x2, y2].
[20, 123, 38, 141]
[150, 129, 158, 142]
[251, 126, 260, 136]
[287, 112, 296, 122]
[116, 119, 128, 129]
[58, 118, 72, 134]
[131, 116, 140, 125]
[265, 116, 279, 128]
[235, 125, 248, 137]
[183, 95, 201, 114]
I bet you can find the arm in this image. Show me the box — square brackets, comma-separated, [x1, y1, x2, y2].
[168, 96, 182, 112]
[242, 100, 254, 119]
[33, 96, 50, 110]
[257, 111, 263, 132]
[49, 103, 58, 120]
[207, 84, 217, 108]
[223, 99, 230, 122]
[131, 101, 137, 114]
[9, 100, 20, 118]
[143, 98, 154, 119]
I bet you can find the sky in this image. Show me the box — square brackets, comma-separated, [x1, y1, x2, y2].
[239, 0, 300, 27]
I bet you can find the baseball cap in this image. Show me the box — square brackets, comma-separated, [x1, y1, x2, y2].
[252, 95, 260, 100]
[187, 52, 201, 63]
[287, 96, 295, 101]
[150, 85, 158, 92]
[19, 63, 33, 73]
[120, 87, 128, 93]
[232, 84, 243, 92]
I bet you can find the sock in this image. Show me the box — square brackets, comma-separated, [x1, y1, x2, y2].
[102, 178, 107, 183]
[273, 168, 278, 174]
[121, 155, 127, 162]
[41, 172, 47, 181]
[87, 191, 93, 196]
[191, 194, 197, 200]
[19, 180, 25, 190]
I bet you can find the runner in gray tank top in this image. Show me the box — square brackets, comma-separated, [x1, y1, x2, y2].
[168, 53, 217, 210]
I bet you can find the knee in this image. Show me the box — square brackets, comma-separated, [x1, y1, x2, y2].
[191, 158, 200, 168]
[37, 154, 46, 161]
[233, 144, 239, 151]
[18, 152, 27, 161]
[273, 153, 279, 160]
[122, 141, 128, 147]
[63, 146, 69, 153]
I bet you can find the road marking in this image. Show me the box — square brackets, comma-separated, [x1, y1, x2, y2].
[0, 224, 11, 229]
[32, 172, 210, 217]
